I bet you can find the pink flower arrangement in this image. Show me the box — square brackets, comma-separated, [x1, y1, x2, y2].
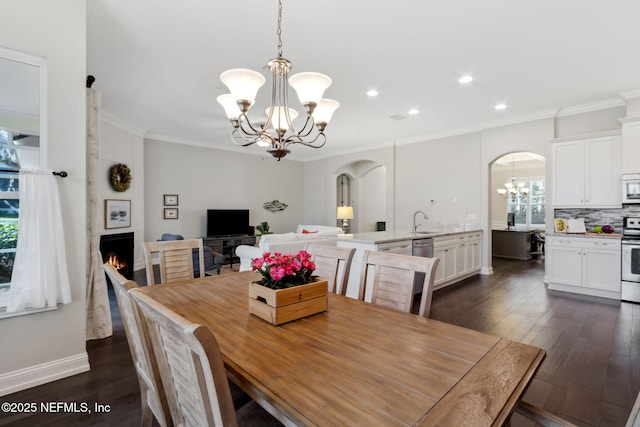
[251, 250, 316, 289]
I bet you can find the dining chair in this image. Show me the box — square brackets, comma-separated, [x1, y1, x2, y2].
[129, 289, 282, 427]
[102, 263, 172, 427]
[305, 244, 355, 296]
[143, 238, 205, 285]
[358, 250, 440, 317]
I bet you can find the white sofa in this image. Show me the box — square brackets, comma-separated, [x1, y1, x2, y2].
[235, 225, 342, 271]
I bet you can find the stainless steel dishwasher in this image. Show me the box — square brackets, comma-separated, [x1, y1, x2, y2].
[412, 238, 434, 258]
[412, 238, 434, 294]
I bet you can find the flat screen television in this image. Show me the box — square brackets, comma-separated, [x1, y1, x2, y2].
[207, 209, 250, 237]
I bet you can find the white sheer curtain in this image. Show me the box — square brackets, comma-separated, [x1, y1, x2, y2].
[7, 168, 71, 312]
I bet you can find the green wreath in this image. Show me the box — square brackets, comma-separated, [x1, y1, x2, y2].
[110, 163, 132, 192]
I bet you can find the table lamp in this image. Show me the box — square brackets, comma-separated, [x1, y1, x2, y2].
[337, 206, 354, 234]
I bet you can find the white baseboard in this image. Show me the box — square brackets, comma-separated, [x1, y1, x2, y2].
[480, 266, 493, 275]
[0, 352, 90, 397]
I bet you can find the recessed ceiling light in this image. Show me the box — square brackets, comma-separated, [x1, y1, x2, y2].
[408, 108, 419, 115]
[459, 75, 473, 84]
[366, 90, 379, 97]
[494, 103, 507, 110]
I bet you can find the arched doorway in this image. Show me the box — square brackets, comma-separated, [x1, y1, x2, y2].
[334, 161, 386, 233]
[490, 151, 546, 259]
[490, 152, 546, 229]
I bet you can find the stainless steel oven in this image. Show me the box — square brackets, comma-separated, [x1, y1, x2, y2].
[622, 216, 640, 302]
[622, 174, 640, 204]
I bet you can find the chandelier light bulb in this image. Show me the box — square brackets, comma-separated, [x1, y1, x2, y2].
[267, 106, 299, 132]
[289, 72, 332, 110]
[216, 94, 241, 120]
[312, 99, 340, 125]
[220, 69, 266, 106]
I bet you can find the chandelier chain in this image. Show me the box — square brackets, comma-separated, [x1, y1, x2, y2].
[277, 0, 283, 58]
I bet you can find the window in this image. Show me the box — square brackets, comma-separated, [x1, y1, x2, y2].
[0, 171, 19, 302]
[507, 177, 545, 227]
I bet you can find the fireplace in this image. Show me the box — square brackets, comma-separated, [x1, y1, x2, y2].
[100, 232, 134, 279]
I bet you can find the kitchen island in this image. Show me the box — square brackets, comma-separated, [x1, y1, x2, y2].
[335, 229, 483, 299]
[492, 227, 543, 260]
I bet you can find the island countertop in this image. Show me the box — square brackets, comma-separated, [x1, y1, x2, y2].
[334, 229, 482, 244]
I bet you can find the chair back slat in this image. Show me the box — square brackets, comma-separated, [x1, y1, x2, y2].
[102, 263, 171, 426]
[144, 239, 205, 285]
[358, 250, 440, 317]
[306, 244, 355, 296]
[130, 289, 238, 427]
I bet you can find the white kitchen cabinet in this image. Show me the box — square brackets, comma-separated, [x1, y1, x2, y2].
[547, 235, 621, 299]
[466, 232, 482, 272]
[376, 240, 412, 255]
[433, 231, 482, 289]
[622, 119, 640, 174]
[551, 134, 621, 208]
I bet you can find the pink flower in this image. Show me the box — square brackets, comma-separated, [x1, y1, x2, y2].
[252, 249, 316, 289]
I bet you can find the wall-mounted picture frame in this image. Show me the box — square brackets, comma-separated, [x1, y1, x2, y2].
[105, 199, 131, 229]
[164, 208, 179, 220]
[164, 194, 179, 206]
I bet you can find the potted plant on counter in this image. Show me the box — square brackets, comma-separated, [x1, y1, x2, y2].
[248, 250, 328, 325]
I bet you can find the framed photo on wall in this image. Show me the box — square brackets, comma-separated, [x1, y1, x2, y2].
[163, 194, 179, 206]
[164, 208, 179, 220]
[105, 199, 131, 229]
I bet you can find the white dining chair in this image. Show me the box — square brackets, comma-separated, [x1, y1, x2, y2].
[143, 238, 205, 285]
[130, 289, 282, 427]
[305, 244, 355, 296]
[102, 263, 172, 427]
[358, 250, 439, 318]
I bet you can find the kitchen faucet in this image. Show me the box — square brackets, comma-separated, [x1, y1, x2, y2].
[413, 210, 429, 232]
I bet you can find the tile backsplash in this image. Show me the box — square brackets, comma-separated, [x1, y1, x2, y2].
[554, 206, 640, 231]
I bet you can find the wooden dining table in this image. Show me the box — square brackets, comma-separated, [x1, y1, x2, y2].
[138, 271, 545, 426]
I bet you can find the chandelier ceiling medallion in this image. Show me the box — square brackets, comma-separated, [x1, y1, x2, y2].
[497, 154, 529, 199]
[216, 0, 339, 161]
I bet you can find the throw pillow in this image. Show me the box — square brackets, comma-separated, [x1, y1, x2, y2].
[302, 229, 318, 234]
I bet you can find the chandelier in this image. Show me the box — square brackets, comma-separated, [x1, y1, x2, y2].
[216, 0, 339, 160]
[497, 154, 529, 199]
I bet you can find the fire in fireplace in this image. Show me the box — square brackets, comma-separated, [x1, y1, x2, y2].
[100, 232, 134, 279]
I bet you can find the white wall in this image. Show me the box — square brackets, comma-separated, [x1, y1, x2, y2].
[144, 140, 306, 241]
[99, 119, 145, 270]
[556, 106, 626, 138]
[0, 0, 88, 394]
[358, 165, 386, 232]
[396, 133, 482, 232]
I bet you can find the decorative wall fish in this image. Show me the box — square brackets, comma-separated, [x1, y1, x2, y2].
[263, 200, 288, 212]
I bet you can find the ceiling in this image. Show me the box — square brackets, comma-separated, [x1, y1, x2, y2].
[86, 0, 640, 162]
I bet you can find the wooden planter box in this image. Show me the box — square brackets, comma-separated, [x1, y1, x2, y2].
[249, 278, 328, 325]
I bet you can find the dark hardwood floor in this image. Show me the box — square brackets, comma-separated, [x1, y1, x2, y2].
[1, 258, 638, 426]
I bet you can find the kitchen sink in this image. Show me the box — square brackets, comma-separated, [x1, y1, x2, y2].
[414, 231, 437, 235]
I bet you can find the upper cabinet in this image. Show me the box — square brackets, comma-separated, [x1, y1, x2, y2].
[622, 119, 640, 174]
[552, 134, 621, 208]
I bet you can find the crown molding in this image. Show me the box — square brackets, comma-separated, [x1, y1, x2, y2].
[619, 88, 640, 100]
[555, 98, 625, 117]
[100, 110, 146, 137]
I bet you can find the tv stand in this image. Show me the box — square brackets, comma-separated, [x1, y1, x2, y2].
[203, 235, 256, 268]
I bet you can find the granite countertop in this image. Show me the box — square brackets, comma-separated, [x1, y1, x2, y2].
[334, 229, 482, 244]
